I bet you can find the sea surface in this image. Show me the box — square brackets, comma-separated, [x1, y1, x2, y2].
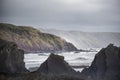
[24, 49, 100, 72]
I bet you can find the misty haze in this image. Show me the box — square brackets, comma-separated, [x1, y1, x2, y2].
[0, 0, 120, 80]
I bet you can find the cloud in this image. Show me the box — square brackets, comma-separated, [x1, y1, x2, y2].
[0, 0, 120, 32]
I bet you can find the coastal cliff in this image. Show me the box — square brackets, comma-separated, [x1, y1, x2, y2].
[0, 23, 77, 52]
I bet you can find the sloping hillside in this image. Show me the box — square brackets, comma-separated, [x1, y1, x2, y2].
[42, 29, 120, 49]
[0, 23, 77, 52]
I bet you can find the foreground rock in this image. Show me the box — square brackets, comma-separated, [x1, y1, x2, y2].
[0, 38, 28, 73]
[37, 53, 79, 75]
[0, 72, 83, 80]
[0, 39, 83, 80]
[81, 44, 120, 80]
[1, 38, 120, 80]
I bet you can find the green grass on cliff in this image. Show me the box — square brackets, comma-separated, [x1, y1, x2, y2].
[0, 23, 71, 52]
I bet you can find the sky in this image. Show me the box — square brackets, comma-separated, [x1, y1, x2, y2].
[0, 0, 120, 32]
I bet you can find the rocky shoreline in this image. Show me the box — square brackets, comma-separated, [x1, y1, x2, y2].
[0, 38, 120, 80]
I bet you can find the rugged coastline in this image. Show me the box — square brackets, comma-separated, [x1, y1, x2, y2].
[0, 38, 120, 80]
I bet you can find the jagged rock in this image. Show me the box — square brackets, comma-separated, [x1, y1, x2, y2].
[0, 38, 28, 73]
[37, 53, 78, 75]
[81, 44, 120, 80]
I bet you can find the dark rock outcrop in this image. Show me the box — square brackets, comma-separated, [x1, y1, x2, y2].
[0, 72, 84, 80]
[81, 44, 120, 80]
[0, 23, 77, 52]
[37, 53, 79, 75]
[0, 38, 28, 73]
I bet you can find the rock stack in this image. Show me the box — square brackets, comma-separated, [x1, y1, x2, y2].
[0, 39, 28, 73]
[81, 44, 120, 80]
[1, 37, 120, 80]
[37, 53, 78, 75]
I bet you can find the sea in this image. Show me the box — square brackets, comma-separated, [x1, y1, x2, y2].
[24, 48, 100, 72]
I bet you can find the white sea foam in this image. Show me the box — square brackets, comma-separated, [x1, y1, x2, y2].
[24, 50, 99, 72]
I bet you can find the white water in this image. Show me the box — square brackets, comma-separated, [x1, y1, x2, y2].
[24, 50, 99, 72]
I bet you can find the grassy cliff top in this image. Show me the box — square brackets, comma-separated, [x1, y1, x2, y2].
[0, 23, 77, 52]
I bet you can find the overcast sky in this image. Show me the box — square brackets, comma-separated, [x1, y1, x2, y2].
[0, 0, 120, 32]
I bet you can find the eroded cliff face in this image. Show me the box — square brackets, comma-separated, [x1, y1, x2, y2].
[0, 23, 77, 52]
[81, 44, 120, 80]
[0, 38, 28, 73]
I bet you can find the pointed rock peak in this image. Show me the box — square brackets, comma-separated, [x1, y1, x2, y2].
[105, 43, 119, 53]
[106, 43, 114, 48]
[106, 43, 120, 49]
[48, 53, 64, 60]
[37, 53, 77, 75]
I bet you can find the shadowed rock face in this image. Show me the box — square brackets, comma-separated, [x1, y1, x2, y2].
[81, 44, 120, 80]
[0, 38, 28, 73]
[0, 39, 83, 80]
[37, 53, 78, 75]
